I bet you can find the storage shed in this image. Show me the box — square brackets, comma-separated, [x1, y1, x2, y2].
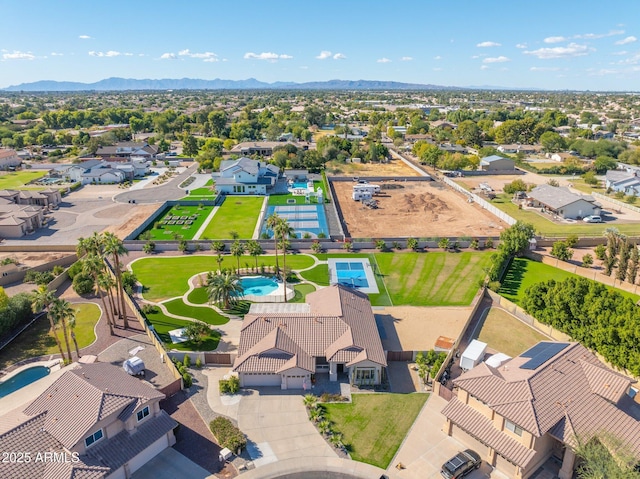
[460, 340, 487, 371]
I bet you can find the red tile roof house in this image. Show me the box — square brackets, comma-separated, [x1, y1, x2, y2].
[441, 342, 640, 479]
[233, 284, 387, 389]
[0, 363, 176, 479]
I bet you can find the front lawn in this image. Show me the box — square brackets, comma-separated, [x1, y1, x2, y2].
[132, 254, 316, 302]
[162, 298, 229, 325]
[137, 204, 213, 240]
[374, 251, 491, 306]
[498, 257, 640, 305]
[323, 393, 428, 469]
[0, 302, 101, 369]
[199, 196, 264, 240]
[144, 310, 220, 351]
[0, 170, 47, 189]
[476, 308, 548, 357]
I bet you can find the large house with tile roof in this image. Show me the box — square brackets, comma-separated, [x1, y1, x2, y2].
[441, 342, 640, 479]
[0, 148, 21, 170]
[213, 157, 282, 195]
[525, 184, 600, 219]
[0, 363, 176, 479]
[233, 284, 387, 389]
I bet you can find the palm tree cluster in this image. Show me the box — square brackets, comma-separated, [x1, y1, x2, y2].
[266, 213, 296, 303]
[76, 232, 130, 333]
[32, 286, 79, 364]
[206, 270, 244, 310]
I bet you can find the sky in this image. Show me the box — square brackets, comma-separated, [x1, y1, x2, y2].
[1, 0, 639, 91]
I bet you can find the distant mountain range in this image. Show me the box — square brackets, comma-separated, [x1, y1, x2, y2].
[2, 77, 464, 92]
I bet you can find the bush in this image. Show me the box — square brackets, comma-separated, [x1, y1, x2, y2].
[488, 281, 501, 292]
[143, 241, 156, 254]
[219, 375, 240, 394]
[484, 238, 494, 249]
[392, 241, 402, 250]
[24, 270, 54, 285]
[582, 253, 594, 268]
[210, 417, 247, 453]
[503, 179, 528, 194]
[182, 373, 192, 388]
[183, 354, 191, 367]
[141, 304, 158, 315]
[317, 232, 327, 239]
[319, 393, 348, 403]
[52, 265, 65, 276]
[470, 239, 479, 250]
[195, 357, 202, 368]
[72, 273, 94, 295]
[407, 237, 418, 251]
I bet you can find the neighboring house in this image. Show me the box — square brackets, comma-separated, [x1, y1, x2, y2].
[405, 134, 433, 143]
[230, 141, 310, 157]
[606, 169, 640, 195]
[479, 155, 515, 171]
[95, 141, 159, 160]
[549, 152, 580, 162]
[213, 157, 282, 195]
[57, 160, 127, 185]
[0, 148, 21, 170]
[526, 184, 601, 219]
[440, 144, 468, 154]
[442, 342, 640, 479]
[0, 362, 177, 479]
[233, 284, 387, 389]
[0, 199, 44, 238]
[497, 145, 542, 155]
[0, 188, 61, 208]
[431, 120, 457, 130]
[284, 169, 309, 182]
[594, 130, 615, 140]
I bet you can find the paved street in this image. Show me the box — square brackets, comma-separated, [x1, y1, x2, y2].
[114, 163, 198, 204]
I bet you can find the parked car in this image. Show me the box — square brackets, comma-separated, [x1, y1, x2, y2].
[441, 449, 481, 479]
[583, 215, 602, 223]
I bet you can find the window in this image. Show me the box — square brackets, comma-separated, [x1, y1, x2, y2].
[84, 429, 104, 448]
[136, 406, 150, 422]
[505, 419, 523, 436]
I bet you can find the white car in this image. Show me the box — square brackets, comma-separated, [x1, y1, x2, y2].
[583, 215, 602, 223]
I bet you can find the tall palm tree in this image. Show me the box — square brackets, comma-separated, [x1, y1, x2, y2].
[49, 298, 75, 362]
[83, 255, 115, 335]
[274, 218, 295, 303]
[50, 298, 76, 361]
[266, 213, 281, 274]
[98, 272, 117, 332]
[103, 232, 129, 328]
[32, 286, 66, 363]
[230, 240, 245, 274]
[246, 240, 264, 272]
[207, 271, 244, 310]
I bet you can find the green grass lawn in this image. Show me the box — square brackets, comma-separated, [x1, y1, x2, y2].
[132, 254, 316, 302]
[268, 181, 324, 206]
[323, 393, 428, 469]
[290, 283, 316, 303]
[499, 257, 640, 305]
[199, 196, 264, 240]
[299, 263, 329, 285]
[0, 170, 47, 190]
[476, 308, 548, 357]
[187, 287, 209, 305]
[374, 252, 491, 306]
[491, 193, 640, 237]
[0, 302, 101, 369]
[144, 309, 220, 351]
[163, 298, 229, 325]
[137, 204, 213, 240]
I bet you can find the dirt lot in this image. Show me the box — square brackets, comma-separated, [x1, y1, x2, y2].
[333, 180, 508, 237]
[326, 158, 420, 177]
[101, 203, 161, 239]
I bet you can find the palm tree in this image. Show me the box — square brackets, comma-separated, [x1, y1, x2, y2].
[83, 255, 115, 336]
[103, 232, 129, 328]
[207, 270, 244, 310]
[50, 298, 76, 361]
[246, 240, 264, 272]
[266, 213, 281, 274]
[32, 286, 66, 363]
[98, 272, 117, 335]
[230, 240, 245, 274]
[49, 298, 75, 362]
[274, 217, 295, 302]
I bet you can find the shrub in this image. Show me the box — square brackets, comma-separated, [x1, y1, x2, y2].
[582, 253, 594, 268]
[566, 234, 579, 248]
[484, 238, 494, 249]
[143, 241, 156, 254]
[52, 265, 64, 276]
[392, 241, 402, 250]
[319, 393, 348, 403]
[219, 375, 240, 394]
[195, 357, 203, 368]
[182, 372, 192, 388]
[488, 281, 502, 292]
[343, 240, 353, 252]
[24, 270, 54, 285]
[407, 237, 418, 251]
[183, 354, 191, 367]
[375, 239, 387, 251]
[178, 365, 187, 376]
[210, 417, 247, 453]
[317, 232, 327, 239]
[72, 273, 94, 295]
[141, 304, 158, 315]
[438, 237, 450, 250]
[594, 244, 607, 260]
[470, 239, 479, 250]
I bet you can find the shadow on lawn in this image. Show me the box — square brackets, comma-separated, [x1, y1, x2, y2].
[498, 257, 528, 299]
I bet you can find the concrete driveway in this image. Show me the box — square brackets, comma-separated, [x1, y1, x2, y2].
[389, 394, 509, 479]
[130, 447, 213, 479]
[237, 388, 337, 467]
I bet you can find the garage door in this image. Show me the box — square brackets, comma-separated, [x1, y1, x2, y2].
[127, 435, 169, 475]
[495, 454, 518, 478]
[242, 373, 281, 387]
[285, 375, 305, 389]
[452, 424, 489, 459]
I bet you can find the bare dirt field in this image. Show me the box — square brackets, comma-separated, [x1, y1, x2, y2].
[326, 158, 420, 177]
[333, 180, 508, 237]
[0, 252, 70, 268]
[102, 203, 161, 239]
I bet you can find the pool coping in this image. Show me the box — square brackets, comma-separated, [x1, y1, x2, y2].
[241, 275, 295, 303]
[327, 258, 380, 294]
[0, 358, 63, 383]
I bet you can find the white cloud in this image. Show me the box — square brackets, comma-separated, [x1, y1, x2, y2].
[589, 68, 618, 76]
[524, 43, 590, 59]
[160, 52, 177, 60]
[516, 43, 527, 49]
[316, 50, 332, 60]
[2, 51, 35, 60]
[50, 52, 64, 56]
[612, 50, 628, 56]
[400, 56, 413, 61]
[476, 41, 501, 47]
[529, 66, 561, 71]
[377, 57, 391, 63]
[244, 52, 292, 61]
[178, 49, 219, 61]
[577, 29, 624, 39]
[483, 56, 510, 63]
[433, 55, 442, 60]
[544, 36, 567, 44]
[480, 65, 489, 70]
[78, 35, 91, 40]
[89, 50, 121, 57]
[616, 36, 637, 45]
[433, 67, 443, 71]
[333, 53, 346, 60]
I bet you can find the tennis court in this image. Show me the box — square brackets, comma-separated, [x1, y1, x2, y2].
[328, 258, 379, 294]
[261, 204, 329, 238]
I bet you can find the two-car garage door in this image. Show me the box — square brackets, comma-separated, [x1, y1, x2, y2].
[242, 373, 281, 387]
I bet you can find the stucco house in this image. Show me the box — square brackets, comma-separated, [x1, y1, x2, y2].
[0, 362, 177, 479]
[479, 155, 515, 171]
[526, 184, 600, 219]
[0, 201, 44, 238]
[0, 148, 21, 170]
[0, 188, 61, 208]
[606, 169, 640, 195]
[233, 284, 387, 389]
[442, 342, 640, 479]
[95, 141, 159, 160]
[213, 157, 282, 195]
[230, 141, 310, 157]
[57, 160, 127, 185]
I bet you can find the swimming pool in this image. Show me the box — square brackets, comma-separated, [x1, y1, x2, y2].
[0, 366, 51, 398]
[292, 181, 311, 189]
[239, 276, 279, 296]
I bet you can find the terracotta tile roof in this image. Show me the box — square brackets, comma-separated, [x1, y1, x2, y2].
[453, 342, 640, 457]
[442, 398, 537, 468]
[234, 285, 386, 374]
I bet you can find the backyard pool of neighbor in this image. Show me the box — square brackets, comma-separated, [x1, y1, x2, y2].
[0, 366, 51, 398]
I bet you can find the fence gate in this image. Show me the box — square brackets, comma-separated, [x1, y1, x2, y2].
[386, 351, 414, 362]
[205, 353, 232, 365]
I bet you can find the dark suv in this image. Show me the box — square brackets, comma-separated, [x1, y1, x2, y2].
[440, 449, 481, 478]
